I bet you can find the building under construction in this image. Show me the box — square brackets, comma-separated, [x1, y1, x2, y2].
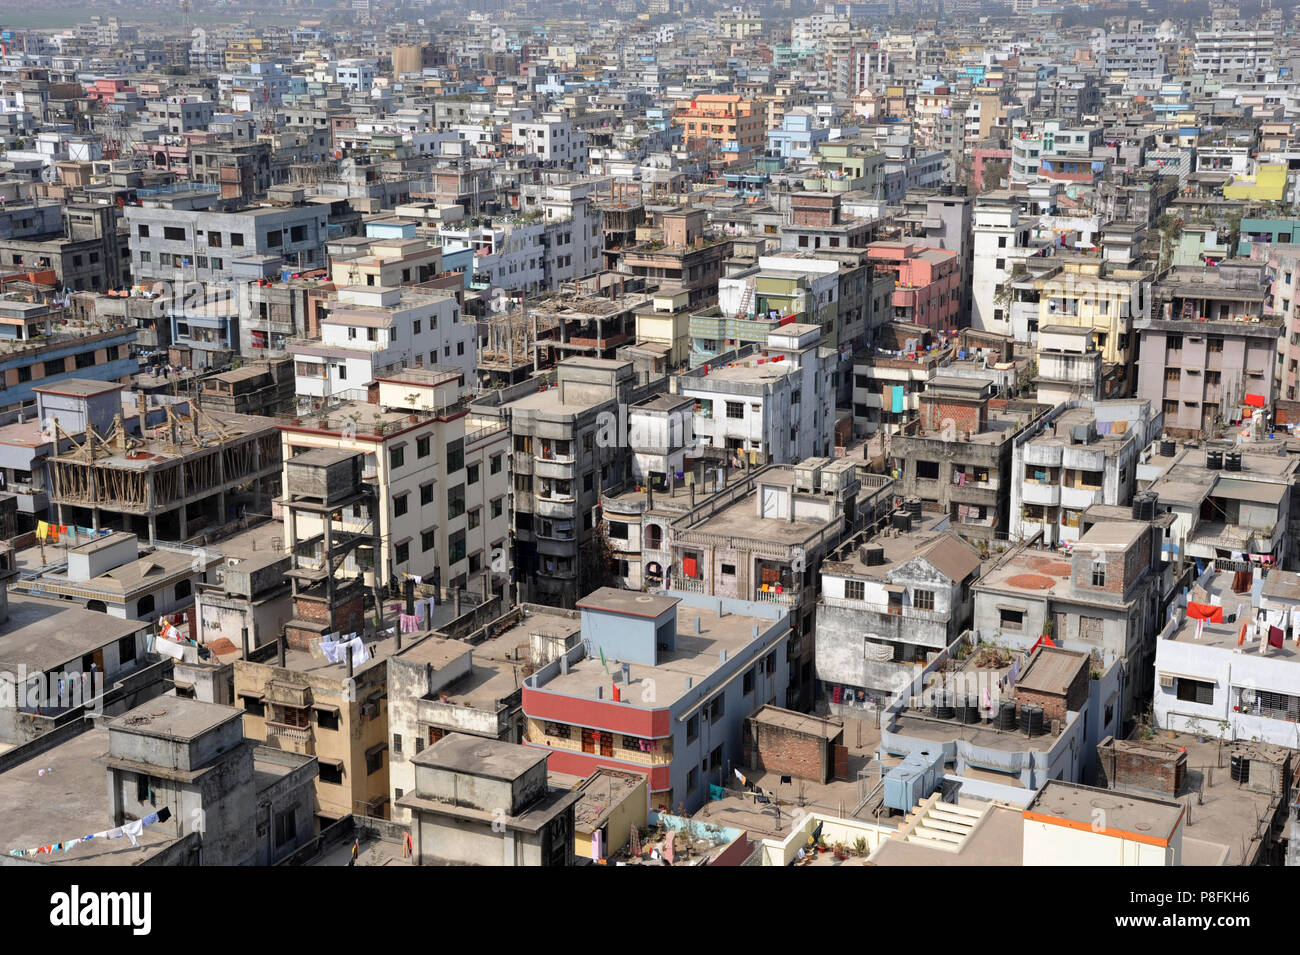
[478, 282, 650, 389]
[43, 381, 282, 543]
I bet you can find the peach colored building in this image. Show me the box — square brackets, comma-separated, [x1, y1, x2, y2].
[674, 94, 767, 152]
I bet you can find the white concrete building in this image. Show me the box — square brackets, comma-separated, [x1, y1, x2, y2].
[288, 285, 475, 400]
[678, 324, 835, 466]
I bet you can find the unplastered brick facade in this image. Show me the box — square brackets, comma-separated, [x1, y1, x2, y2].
[1095, 737, 1186, 795]
[742, 712, 842, 783]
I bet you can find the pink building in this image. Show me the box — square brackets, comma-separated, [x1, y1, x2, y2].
[866, 241, 962, 332]
[972, 146, 1011, 192]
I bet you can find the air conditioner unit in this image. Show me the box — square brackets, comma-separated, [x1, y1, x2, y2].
[1158, 673, 1175, 688]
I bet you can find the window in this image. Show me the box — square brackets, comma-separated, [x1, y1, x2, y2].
[1176, 678, 1214, 705]
[240, 694, 265, 717]
[416, 435, 430, 458]
[446, 439, 464, 473]
[490, 453, 503, 475]
[175, 579, 192, 600]
[844, 580, 865, 601]
[163, 226, 185, 241]
[138, 224, 150, 238]
[396, 542, 410, 564]
[395, 494, 410, 518]
[118, 635, 136, 665]
[467, 463, 480, 486]
[707, 694, 724, 724]
[316, 708, 339, 731]
[1091, 561, 1106, 588]
[389, 445, 405, 470]
[721, 562, 736, 576]
[319, 762, 343, 784]
[726, 401, 744, 419]
[365, 746, 385, 775]
[916, 460, 940, 480]
[273, 809, 296, 848]
[914, 589, 935, 611]
[422, 528, 436, 552]
[392, 734, 403, 758]
[687, 767, 699, 794]
[743, 669, 754, 695]
[999, 609, 1024, 632]
[420, 483, 434, 506]
[1207, 337, 1223, 354]
[608, 521, 629, 540]
[491, 497, 503, 519]
[686, 714, 699, 743]
[448, 529, 466, 564]
[447, 484, 465, 519]
[231, 233, 245, 247]
[1165, 368, 1180, 383]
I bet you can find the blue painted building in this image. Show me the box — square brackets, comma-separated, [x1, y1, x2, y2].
[522, 588, 792, 814]
[0, 299, 137, 410]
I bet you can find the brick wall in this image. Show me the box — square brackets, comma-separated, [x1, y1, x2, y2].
[920, 397, 985, 435]
[286, 592, 365, 649]
[743, 716, 838, 783]
[1095, 737, 1186, 795]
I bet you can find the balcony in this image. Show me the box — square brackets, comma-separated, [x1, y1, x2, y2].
[534, 496, 577, 519]
[1022, 481, 1061, 507]
[534, 457, 577, 480]
[265, 720, 314, 755]
[1061, 484, 1103, 510]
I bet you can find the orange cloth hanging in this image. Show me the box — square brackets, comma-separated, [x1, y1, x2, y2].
[1186, 602, 1222, 623]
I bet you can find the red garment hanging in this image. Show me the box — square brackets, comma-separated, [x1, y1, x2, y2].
[1186, 602, 1223, 623]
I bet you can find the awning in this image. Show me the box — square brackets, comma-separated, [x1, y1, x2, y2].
[238, 691, 264, 701]
[884, 583, 906, 594]
[365, 742, 387, 760]
[312, 703, 340, 715]
[318, 757, 345, 769]
[1158, 670, 1217, 685]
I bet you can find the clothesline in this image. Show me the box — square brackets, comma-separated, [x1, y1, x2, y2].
[8, 807, 171, 858]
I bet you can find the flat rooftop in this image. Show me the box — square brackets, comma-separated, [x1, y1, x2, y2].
[823, 522, 975, 580]
[109, 697, 241, 741]
[573, 769, 648, 833]
[0, 727, 178, 865]
[0, 595, 149, 675]
[414, 732, 548, 779]
[689, 490, 838, 546]
[1026, 780, 1185, 842]
[536, 603, 785, 710]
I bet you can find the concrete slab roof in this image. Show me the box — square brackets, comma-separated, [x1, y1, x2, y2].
[413, 732, 548, 780]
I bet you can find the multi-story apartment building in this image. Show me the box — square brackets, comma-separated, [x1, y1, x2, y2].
[499, 358, 664, 608]
[126, 188, 328, 288]
[678, 324, 835, 466]
[521, 587, 791, 813]
[278, 369, 509, 596]
[1135, 261, 1279, 437]
[1010, 399, 1159, 547]
[288, 285, 474, 399]
[674, 94, 767, 153]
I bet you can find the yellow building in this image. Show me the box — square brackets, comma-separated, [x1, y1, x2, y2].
[572, 768, 649, 861]
[634, 288, 693, 369]
[1223, 164, 1287, 202]
[1032, 259, 1153, 384]
[234, 637, 398, 822]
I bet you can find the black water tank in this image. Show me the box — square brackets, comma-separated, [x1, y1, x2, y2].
[957, 698, 981, 724]
[1022, 705, 1045, 738]
[1230, 754, 1250, 783]
[931, 693, 955, 720]
[893, 511, 912, 532]
[906, 497, 922, 521]
[1225, 452, 1242, 472]
[1207, 449, 1223, 470]
[997, 700, 1018, 731]
[1132, 493, 1157, 522]
[1160, 439, 1176, 456]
